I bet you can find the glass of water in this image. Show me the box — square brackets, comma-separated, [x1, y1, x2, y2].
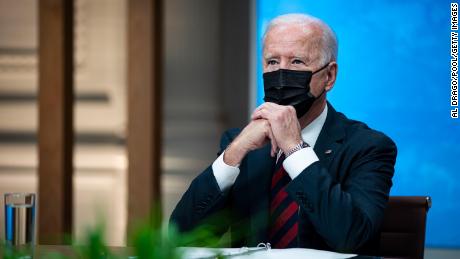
[4, 193, 36, 253]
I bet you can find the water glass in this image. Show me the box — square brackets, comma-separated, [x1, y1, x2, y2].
[4, 193, 36, 257]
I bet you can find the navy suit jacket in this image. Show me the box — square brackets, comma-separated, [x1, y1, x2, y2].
[170, 103, 397, 254]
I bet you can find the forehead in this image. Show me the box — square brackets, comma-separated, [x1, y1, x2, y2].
[263, 24, 322, 58]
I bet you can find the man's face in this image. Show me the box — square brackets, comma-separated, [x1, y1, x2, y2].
[262, 24, 328, 97]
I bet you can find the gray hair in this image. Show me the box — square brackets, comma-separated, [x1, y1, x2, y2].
[263, 13, 338, 65]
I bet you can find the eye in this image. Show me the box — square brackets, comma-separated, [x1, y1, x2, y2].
[292, 59, 305, 65]
[267, 59, 279, 66]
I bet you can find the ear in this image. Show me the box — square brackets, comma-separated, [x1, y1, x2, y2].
[325, 62, 338, 92]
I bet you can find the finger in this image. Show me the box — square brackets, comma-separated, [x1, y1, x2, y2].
[262, 102, 279, 109]
[266, 124, 278, 157]
[251, 107, 266, 120]
[251, 109, 261, 120]
[254, 102, 279, 114]
[251, 103, 269, 119]
[253, 108, 275, 121]
[261, 102, 279, 113]
[254, 103, 285, 120]
[253, 102, 269, 113]
[263, 102, 286, 113]
[250, 110, 258, 120]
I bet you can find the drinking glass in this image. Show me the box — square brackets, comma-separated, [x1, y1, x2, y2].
[4, 193, 36, 257]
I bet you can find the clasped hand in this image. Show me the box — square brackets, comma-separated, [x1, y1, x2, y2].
[224, 102, 302, 166]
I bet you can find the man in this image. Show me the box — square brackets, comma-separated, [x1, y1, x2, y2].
[170, 13, 397, 254]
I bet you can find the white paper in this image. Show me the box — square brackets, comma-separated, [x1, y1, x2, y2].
[180, 247, 356, 259]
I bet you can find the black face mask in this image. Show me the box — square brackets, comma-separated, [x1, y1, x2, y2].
[263, 63, 329, 118]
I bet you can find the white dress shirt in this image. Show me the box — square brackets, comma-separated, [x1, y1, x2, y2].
[212, 105, 328, 191]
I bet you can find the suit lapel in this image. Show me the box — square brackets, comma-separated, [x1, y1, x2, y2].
[314, 102, 346, 168]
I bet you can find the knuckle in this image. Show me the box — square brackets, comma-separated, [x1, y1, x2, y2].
[281, 107, 288, 114]
[275, 112, 283, 121]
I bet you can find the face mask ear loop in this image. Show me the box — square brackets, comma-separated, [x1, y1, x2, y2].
[316, 88, 326, 99]
[307, 62, 330, 98]
[312, 62, 330, 75]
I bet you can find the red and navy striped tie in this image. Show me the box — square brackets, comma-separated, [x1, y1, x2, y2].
[269, 154, 299, 248]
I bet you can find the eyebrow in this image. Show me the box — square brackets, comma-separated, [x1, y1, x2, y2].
[263, 53, 277, 59]
[291, 55, 309, 60]
[263, 53, 309, 60]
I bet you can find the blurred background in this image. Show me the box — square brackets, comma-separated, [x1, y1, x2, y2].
[0, 0, 458, 258]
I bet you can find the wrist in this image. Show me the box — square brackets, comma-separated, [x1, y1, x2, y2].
[282, 137, 303, 154]
[223, 140, 248, 166]
[285, 141, 309, 157]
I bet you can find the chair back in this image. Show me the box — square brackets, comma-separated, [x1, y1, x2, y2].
[378, 196, 431, 259]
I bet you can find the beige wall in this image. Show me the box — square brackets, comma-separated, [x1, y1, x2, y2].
[0, 0, 231, 246]
[0, 0, 127, 245]
[0, 0, 253, 247]
[162, 0, 223, 219]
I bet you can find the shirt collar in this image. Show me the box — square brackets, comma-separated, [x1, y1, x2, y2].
[301, 104, 328, 148]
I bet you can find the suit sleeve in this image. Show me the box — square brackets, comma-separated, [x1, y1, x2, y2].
[285, 135, 397, 252]
[169, 129, 239, 234]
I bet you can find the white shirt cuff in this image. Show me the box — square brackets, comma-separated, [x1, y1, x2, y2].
[282, 147, 319, 179]
[212, 151, 240, 191]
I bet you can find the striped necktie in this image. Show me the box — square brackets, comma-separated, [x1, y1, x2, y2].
[269, 154, 299, 248]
